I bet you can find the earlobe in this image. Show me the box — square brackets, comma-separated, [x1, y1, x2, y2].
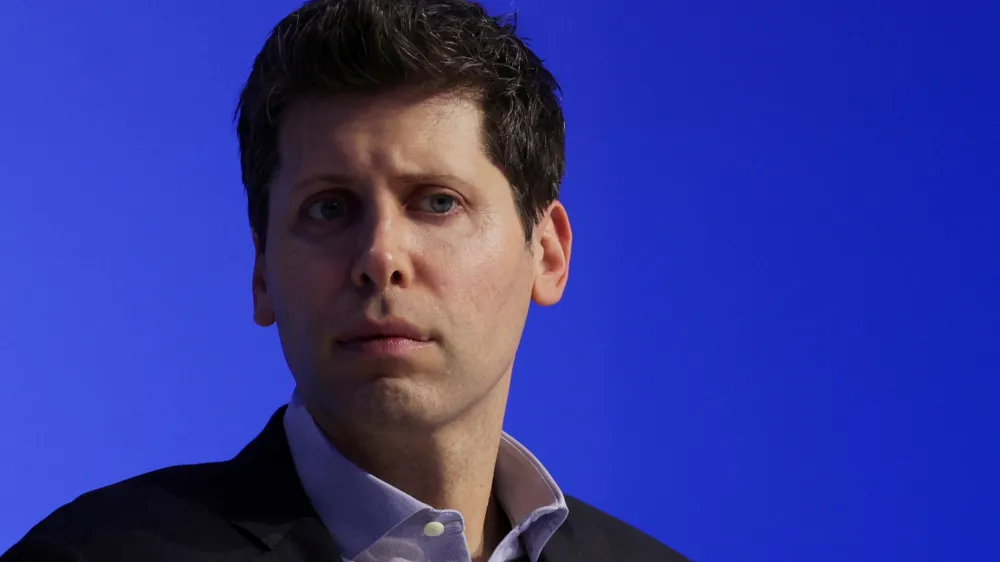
[531, 201, 572, 307]
[252, 233, 276, 327]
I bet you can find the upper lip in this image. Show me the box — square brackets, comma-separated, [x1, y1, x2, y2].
[336, 318, 430, 343]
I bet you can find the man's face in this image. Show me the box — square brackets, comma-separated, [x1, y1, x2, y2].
[252, 91, 570, 431]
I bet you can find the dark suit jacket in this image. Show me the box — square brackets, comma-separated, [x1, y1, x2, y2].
[2, 408, 688, 561]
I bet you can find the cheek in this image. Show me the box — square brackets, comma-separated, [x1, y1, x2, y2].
[268, 243, 349, 326]
[425, 220, 533, 332]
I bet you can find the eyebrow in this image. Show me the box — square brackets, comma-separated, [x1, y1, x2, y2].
[292, 172, 475, 192]
[399, 173, 476, 190]
[291, 173, 356, 192]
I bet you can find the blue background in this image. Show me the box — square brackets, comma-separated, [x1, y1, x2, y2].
[1, 0, 998, 560]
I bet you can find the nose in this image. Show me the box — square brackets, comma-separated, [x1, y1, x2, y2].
[349, 207, 412, 292]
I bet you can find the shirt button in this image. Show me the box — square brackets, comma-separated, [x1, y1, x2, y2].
[423, 521, 445, 537]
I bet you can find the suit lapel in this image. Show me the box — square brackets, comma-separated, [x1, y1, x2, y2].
[246, 517, 343, 561]
[224, 406, 344, 561]
[537, 515, 597, 562]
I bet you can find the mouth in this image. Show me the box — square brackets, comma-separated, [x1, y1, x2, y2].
[336, 335, 432, 355]
[335, 319, 432, 355]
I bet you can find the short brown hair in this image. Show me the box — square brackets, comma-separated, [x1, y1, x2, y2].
[235, 0, 566, 250]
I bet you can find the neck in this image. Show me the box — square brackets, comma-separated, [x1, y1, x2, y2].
[312, 372, 514, 561]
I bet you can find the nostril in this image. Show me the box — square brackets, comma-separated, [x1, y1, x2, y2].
[353, 269, 403, 288]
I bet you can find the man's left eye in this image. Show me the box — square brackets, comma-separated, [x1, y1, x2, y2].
[417, 194, 457, 214]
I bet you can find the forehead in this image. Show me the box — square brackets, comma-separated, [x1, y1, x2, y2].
[275, 91, 490, 187]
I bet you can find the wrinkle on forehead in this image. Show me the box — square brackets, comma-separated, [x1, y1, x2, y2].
[275, 91, 490, 193]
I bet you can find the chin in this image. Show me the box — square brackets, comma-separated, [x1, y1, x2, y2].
[345, 376, 457, 430]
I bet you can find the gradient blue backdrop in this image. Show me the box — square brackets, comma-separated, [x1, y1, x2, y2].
[2, 0, 998, 560]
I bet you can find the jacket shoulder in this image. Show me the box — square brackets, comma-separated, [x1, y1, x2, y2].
[562, 495, 690, 561]
[3, 462, 251, 562]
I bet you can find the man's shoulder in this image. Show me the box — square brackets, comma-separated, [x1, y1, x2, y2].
[3, 461, 248, 562]
[36, 460, 230, 527]
[562, 495, 690, 561]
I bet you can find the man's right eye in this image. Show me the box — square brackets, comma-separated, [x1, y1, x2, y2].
[304, 198, 347, 221]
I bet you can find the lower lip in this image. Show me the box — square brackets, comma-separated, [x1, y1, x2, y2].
[337, 337, 431, 356]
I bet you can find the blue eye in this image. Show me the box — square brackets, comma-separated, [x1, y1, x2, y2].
[305, 198, 347, 221]
[420, 194, 456, 214]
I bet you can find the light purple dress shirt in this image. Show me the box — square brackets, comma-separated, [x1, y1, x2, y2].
[283, 391, 570, 562]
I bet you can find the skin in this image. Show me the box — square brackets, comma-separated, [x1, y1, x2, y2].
[251, 89, 572, 561]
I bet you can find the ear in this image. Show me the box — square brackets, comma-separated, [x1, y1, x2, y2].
[252, 231, 276, 327]
[531, 200, 572, 307]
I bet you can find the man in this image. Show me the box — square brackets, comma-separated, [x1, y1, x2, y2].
[3, 1, 688, 561]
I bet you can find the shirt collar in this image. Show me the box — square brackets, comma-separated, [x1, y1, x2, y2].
[283, 390, 569, 561]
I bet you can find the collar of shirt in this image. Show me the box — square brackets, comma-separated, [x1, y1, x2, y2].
[283, 390, 570, 562]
